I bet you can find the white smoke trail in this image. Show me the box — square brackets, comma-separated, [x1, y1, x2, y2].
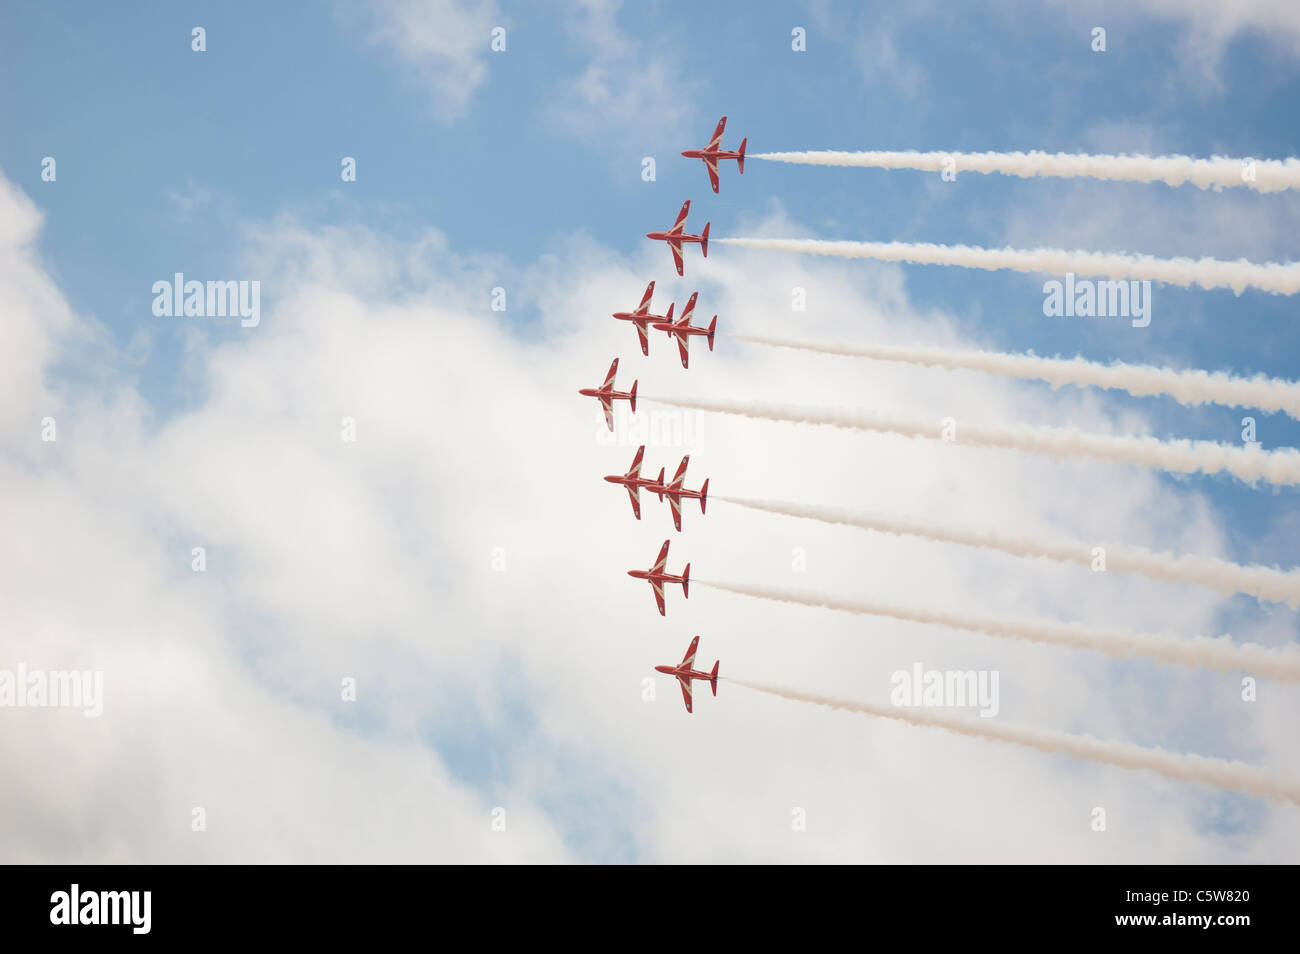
[751, 149, 1300, 193]
[699, 580, 1300, 681]
[716, 237, 1300, 296]
[733, 332, 1300, 421]
[731, 679, 1300, 805]
[717, 495, 1300, 607]
[652, 395, 1300, 487]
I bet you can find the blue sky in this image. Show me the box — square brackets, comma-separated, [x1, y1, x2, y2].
[3, 2, 1300, 861]
[7, 1, 1297, 617]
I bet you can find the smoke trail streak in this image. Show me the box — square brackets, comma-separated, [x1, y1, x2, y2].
[699, 580, 1300, 681]
[731, 679, 1300, 805]
[733, 332, 1300, 421]
[716, 237, 1300, 296]
[751, 149, 1300, 193]
[717, 495, 1300, 607]
[651, 395, 1300, 487]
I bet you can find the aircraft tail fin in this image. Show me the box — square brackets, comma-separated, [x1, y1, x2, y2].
[699, 478, 709, 513]
[700, 221, 710, 258]
[629, 379, 638, 414]
[710, 660, 719, 695]
[682, 566, 690, 599]
[737, 138, 746, 174]
[664, 301, 674, 321]
[706, 315, 717, 351]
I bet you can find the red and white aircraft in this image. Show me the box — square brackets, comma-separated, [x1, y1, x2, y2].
[658, 455, 709, 532]
[579, 358, 637, 431]
[651, 292, 717, 369]
[611, 281, 674, 357]
[646, 200, 709, 277]
[603, 445, 666, 520]
[627, 539, 690, 616]
[681, 116, 747, 193]
[655, 636, 719, 714]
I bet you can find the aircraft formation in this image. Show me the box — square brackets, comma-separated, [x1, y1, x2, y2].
[578, 117, 743, 712]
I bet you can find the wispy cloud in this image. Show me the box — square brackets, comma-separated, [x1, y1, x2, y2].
[357, 0, 501, 122]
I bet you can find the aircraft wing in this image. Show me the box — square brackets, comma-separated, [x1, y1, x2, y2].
[669, 240, 684, 277]
[675, 332, 690, 368]
[669, 456, 689, 489]
[668, 494, 682, 531]
[679, 292, 697, 323]
[680, 636, 699, 667]
[635, 320, 649, 356]
[677, 676, 693, 713]
[705, 156, 720, 193]
[651, 540, 669, 573]
[669, 200, 690, 234]
[707, 117, 726, 150]
[627, 445, 644, 478]
[602, 358, 619, 389]
[600, 396, 614, 431]
[626, 484, 642, 520]
[652, 579, 666, 616]
[635, 281, 655, 315]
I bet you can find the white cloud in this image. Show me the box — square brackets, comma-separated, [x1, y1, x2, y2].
[1128, 0, 1300, 64]
[3, 171, 1298, 861]
[542, 0, 699, 154]
[357, 0, 501, 122]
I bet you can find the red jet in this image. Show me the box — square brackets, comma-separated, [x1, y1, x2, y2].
[652, 292, 717, 369]
[579, 358, 637, 431]
[655, 636, 719, 713]
[612, 281, 674, 357]
[659, 456, 709, 532]
[603, 445, 666, 520]
[628, 539, 690, 616]
[682, 116, 746, 193]
[646, 200, 709, 277]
